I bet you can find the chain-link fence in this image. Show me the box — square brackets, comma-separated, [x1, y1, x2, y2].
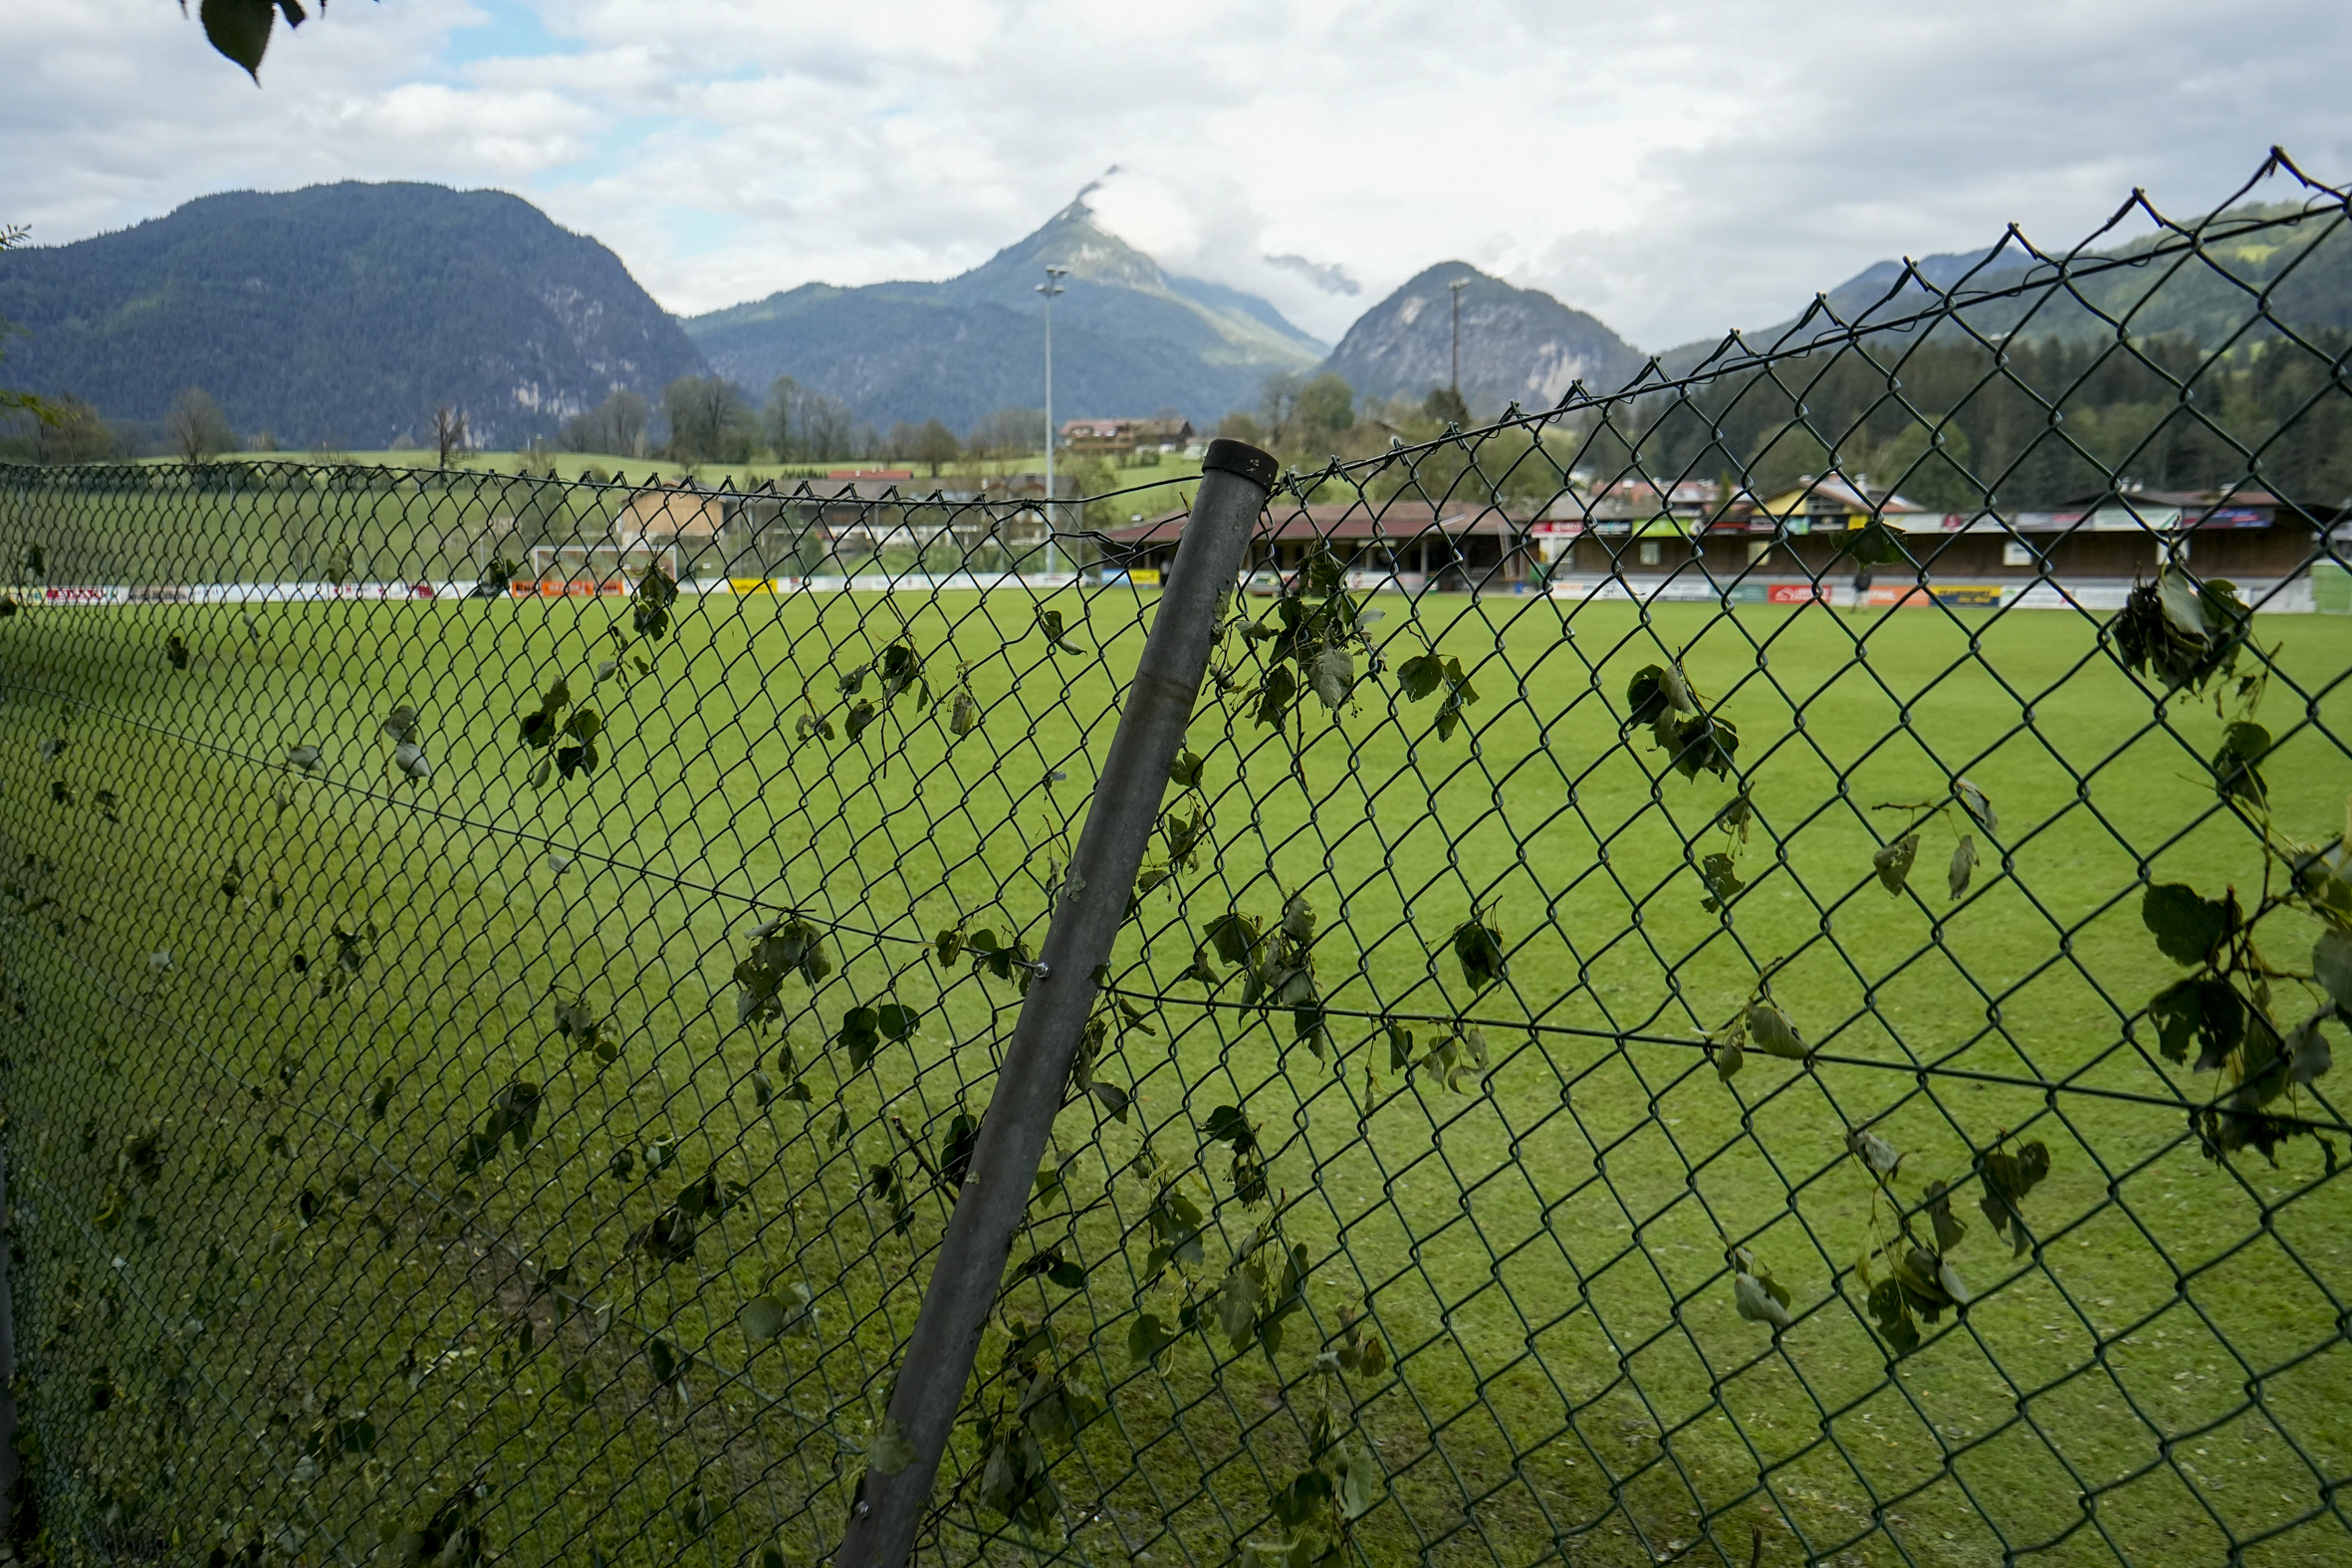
[1, 156, 2349, 1568]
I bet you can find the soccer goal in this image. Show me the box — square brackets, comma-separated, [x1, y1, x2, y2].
[520, 543, 678, 597]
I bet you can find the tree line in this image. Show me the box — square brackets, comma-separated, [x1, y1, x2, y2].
[559, 377, 1058, 476]
[1209, 329, 2352, 516]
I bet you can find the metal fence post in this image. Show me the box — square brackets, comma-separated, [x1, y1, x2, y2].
[0, 1145, 16, 1512]
[834, 439, 1275, 1568]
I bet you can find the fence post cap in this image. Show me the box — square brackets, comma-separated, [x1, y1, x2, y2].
[1201, 439, 1278, 490]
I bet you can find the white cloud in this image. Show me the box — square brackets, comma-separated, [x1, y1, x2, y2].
[8, 0, 2349, 351]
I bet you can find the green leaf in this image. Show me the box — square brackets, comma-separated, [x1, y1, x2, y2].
[743, 1295, 788, 1341]
[1978, 1140, 2052, 1255]
[1218, 1262, 1264, 1346]
[2312, 930, 2352, 1012]
[1204, 1104, 1256, 1151]
[1169, 748, 1206, 788]
[840, 1007, 882, 1069]
[1746, 1001, 1806, 1059]
[2212, 722, 2271, 807]
[1087, 1081, 1131, 1122]
[2157, 566, 2211, 639]
[644, 1336, 686, 1386]
[2148, 976, 2244, 1068]
[1127, 1312, 1177, 1366]
[1734, 1270, 1795, 1330]
[1148, 1188, 1205, 1268]
[1433, 657, 1479, 742]
[1924, 1180, 1968, 1251]
[1866, 1275, 1922, 1355]
[1871, 834, 1918, 895]
[2286, 1010, 2336, 1088]
[200, 0, 277, 79]
[1698, 851, 1745, 912]
[1333, 1441, 1381, 1520]
[1711, 1035, 1744, 1083]
[1206, 911, 1262, 969]
[1046, 1258, 1086, 1289]
[1273, 1466, 1332, 1528]
[558, 1365, 591, 1404]
[867, 1416, 918, 1475]
[1255, 663, 1298, 729]
[1281, 891, 1316, 943]
[1310, 648, 1354, 712]
[1625, 663, 1691, 725]
[877, 1004, 921, 1042]
[949, 691, 979, 735]
[939, 1113, 979, 1189]
[1396, 653, 1445, 702]
[2142, 882, 2233, 967]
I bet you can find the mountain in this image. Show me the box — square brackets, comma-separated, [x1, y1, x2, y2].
[0, 182, 708, 448]
[1318, 264, 1648, 417]
[1665, 202, 2352, 367]
[683, 200, 1326, 432]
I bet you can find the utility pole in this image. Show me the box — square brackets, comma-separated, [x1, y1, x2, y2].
[1037, 266, 1068, 575]
[1449, 277, 1472, 403]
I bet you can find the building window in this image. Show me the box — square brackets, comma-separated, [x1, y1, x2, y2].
[1638, 540, 1663, 566]
[1748, 541, 1770, 565]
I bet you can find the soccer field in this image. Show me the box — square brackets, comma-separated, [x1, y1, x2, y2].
[1, 578, 2345, 1566]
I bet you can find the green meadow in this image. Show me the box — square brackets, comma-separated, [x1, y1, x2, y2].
[0, 563, 2344, 1566]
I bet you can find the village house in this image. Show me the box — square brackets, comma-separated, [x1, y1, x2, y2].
[1098, 496, 1535, 591]
[611, 479, 728, 554]
[1059, 417, 1197, 458]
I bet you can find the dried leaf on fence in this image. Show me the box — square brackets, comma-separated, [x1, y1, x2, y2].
[1036, 607, 1081, 653]
[1950, 835, 1978, 899]
[1955, 778, 1998, 833]
[1453, 910, 1506, 989]
[1872, 834, 1919, 894]
[1699, 852, 1744, 912]
[1925, 1180, 1969, 1251]
[1980, 1140, 2052, 1257]
[1847, 1127, 1904, 1177]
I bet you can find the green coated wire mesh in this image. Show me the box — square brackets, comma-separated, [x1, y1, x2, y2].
[0, 154, 2348, 1567]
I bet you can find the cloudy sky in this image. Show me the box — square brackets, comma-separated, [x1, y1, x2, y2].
[10, 0, 2349, 349]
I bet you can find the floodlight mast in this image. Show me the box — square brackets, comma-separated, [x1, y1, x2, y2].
[1449, 276, 1472, 401]
[1038, 266, 1069, 575]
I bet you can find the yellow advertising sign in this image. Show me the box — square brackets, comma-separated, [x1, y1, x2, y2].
[1129, 568, 1162, 586]
[729, 577, 777, 594]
